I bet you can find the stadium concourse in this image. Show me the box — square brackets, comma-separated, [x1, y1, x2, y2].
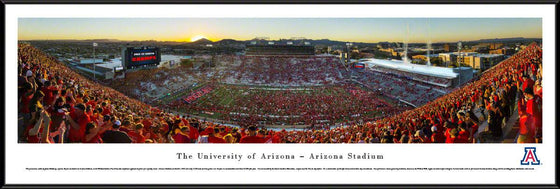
[17, 42, 541, 143]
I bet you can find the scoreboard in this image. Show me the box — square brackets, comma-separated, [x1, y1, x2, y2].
[354, 63, 365, 69]
[122, 46, 161, 69]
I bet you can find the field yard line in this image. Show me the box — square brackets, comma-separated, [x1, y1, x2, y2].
[224, 90, 237, 106]
[216, 87, 230, 105]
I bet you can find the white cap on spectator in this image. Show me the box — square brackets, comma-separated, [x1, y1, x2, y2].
[431, 126, 437, 132]
[114, 120, 121, 126]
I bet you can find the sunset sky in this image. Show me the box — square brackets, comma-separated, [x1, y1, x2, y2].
[18, 18, 542, 43]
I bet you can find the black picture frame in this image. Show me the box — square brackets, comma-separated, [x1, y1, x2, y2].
[2, 1, 558, 189]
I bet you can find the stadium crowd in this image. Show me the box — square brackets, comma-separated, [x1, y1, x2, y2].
[108, 64, 199, 103]
[226, 56, 345, 86]
[368, 43, 542, 143]
[367, 66, 453, 87]
[353, 68, 445, 106]
[108, 55, 346, 105]
[18, 42, 542, 143]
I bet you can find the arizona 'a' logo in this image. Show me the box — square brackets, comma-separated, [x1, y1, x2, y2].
[520, 147, 540, 165]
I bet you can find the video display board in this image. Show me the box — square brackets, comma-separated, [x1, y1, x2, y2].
[123, 47, 161, 69]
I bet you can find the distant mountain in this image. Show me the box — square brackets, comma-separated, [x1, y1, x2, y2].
[472, 37, 541, 43]
[90, 39, 121, 42]
[216, 39, 242, 45]
[307, 39, 347, 46]
[190, 38, 213, 44]
[436, 37, 542, 44]
[25, 39, 122, 42]
[240, 38, 375, 46]
[23, 37, 540, 48]
[217, 39, 239, 43]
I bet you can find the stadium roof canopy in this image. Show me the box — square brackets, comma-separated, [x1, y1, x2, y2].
[96, 58, 122, 69]
[359, 58, 459, 79]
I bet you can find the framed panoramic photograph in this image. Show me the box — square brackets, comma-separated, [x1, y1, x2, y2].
[3, 1, 558, 188]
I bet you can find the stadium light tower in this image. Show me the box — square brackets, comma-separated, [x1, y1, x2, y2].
[346, 42, 353, 64]
[93, 42, 97, 80]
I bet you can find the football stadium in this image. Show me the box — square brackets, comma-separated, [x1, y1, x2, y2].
[17, 40, 542, 144]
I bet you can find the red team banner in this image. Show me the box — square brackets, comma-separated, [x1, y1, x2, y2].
[183, 86, 214, 104]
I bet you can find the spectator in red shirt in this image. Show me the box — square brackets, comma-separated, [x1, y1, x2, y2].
[128, 123, 147, 143]
[172, 126, 192, 143]
[65, 103, 91, 143]
[101, 102, 112, 115]
[19, 82, 38, 142]
[534, 80, 542, 98]
[521, 75, 534, 93]
[41, 80, 58, 107]
[142, 117, 153, 128]
[223, 134, 235, 143]
[239, 126, 265, 143]
[446, 128, 458, 143]
[145, 124, 162, 143]
[83, 122, 108, 143]
[19, 82, 35, 118]
[230, 127, 241, 143]
[208, 128, 226, 143]
[517, 106, 535, 143]
[523, 86, 542, 143]
[456, 125, 470, 143]
[47, 97, 69, 143]
[119, 119, 133, 133]
[258, 129, 272, 143]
